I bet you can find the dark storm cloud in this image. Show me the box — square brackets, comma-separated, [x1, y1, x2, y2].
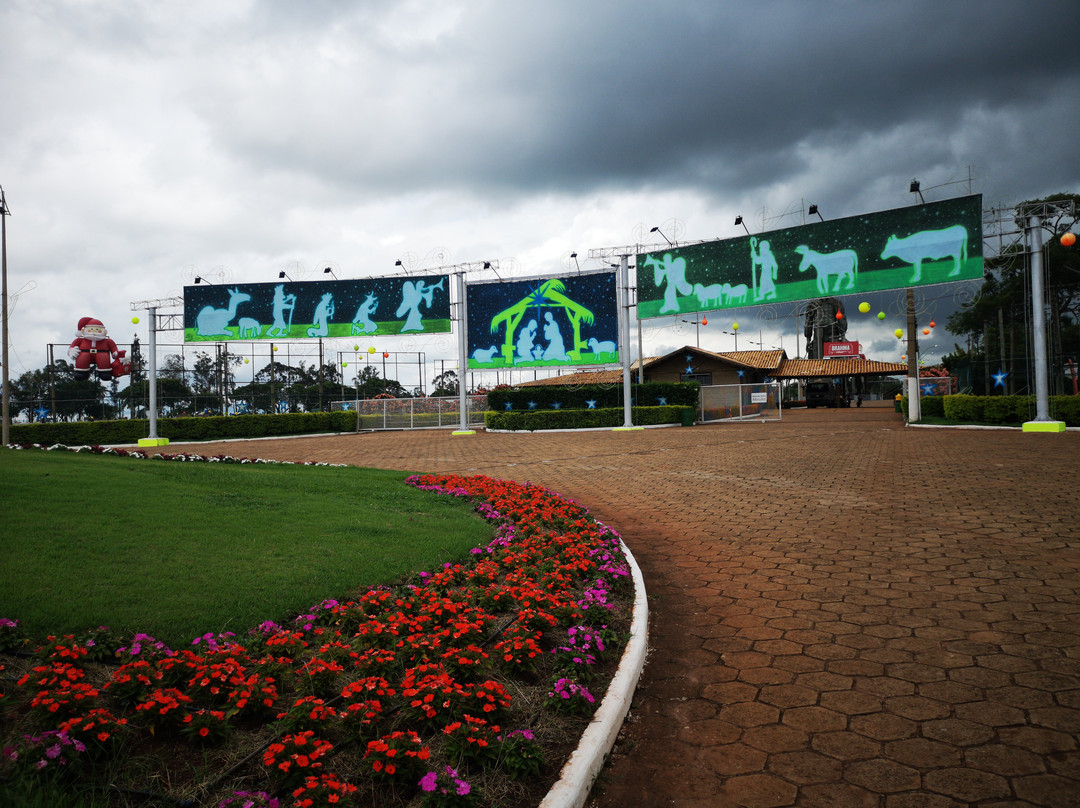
[190, 0, 1079, 202]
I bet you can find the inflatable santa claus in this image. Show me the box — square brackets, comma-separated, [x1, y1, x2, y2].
[68, 317, 130, 381]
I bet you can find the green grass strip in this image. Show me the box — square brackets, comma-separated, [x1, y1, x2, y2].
[0, 449, 491, 647]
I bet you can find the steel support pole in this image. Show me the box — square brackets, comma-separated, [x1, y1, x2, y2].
[1023, 215, 1064, 431]
[453, 270, 473, 434]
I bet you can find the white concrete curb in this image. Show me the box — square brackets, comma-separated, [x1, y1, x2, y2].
[538, 537, 649, 808]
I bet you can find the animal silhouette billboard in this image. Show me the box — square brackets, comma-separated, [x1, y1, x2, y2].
[466, 271, 619, 369]
[636, 195, 983, 319]
[183, 275, 451, 342]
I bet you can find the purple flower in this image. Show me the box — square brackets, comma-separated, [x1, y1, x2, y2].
[419, 771, 438, 792]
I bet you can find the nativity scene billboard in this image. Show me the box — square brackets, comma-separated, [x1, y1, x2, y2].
[183, 275, 451, 342]
[636, 195, 983, 319]
[466, 271, 619, 370]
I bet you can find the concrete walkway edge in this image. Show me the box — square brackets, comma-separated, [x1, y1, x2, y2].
[538, 536, 649, 808]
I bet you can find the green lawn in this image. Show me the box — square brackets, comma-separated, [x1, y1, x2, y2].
[0, 449, 491, 647]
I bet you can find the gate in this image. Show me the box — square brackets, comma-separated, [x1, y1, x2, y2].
[699, 382, 782, 423]
[329, 395, 488, 430]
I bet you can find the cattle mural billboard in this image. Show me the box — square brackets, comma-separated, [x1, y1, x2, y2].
[183, 275, 451, 342]
[466, 271, 619, 369]
[636, 195, 983, 319]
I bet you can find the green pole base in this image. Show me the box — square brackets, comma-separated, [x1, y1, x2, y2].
[451, 430, 476, 436]
[1022, 421, 1067, 433]
[612, 426, 645, 432]
[137, 437, 171, 447]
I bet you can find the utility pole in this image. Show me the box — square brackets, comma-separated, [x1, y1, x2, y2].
[1, 186, 10, 445]
[906, 288, 920, 422]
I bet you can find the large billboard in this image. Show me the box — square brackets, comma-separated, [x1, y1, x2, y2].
[636, 195, 983, 319]
[183, 275, 451, 342]
[466, 271, 619, 369]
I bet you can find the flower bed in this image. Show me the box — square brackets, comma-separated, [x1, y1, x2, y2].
[0, 447, 633, 808]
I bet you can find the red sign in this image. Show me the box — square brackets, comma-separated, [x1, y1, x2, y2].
[824, 341, 860, 357]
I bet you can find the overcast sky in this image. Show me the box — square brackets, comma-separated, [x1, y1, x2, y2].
[3, 0, 1078, 391]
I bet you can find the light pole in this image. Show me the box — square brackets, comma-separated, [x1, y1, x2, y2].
[1, 186, 10, 446]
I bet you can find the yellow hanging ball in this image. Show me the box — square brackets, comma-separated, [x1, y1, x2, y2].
[131, 316, 140, 324]
[858, 302, 870, 314]
[877, 311, 886, 320]
[732, 321, 739, 331]
[342, 362, 348, 367]
[244, 358, 250, 364]
[894, 328, 903, 339]
[368, 346, 376, 354]
[353, 345, 359, 351]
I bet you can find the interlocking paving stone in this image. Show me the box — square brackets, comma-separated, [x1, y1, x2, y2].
[160, 405, 1080, 807]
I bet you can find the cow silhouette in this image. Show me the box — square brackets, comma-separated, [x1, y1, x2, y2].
[795, 246, 858, 293]
[881, 225, 968, 283]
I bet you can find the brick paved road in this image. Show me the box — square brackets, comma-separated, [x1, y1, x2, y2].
[162, 405, 1080, 807]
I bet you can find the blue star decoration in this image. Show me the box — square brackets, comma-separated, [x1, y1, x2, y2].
[527, 400, 537, 410]
[763, 376, 772, 383]
[34, 406, 49, 419]
[657, 396, 668, 405]
[586, 399, 597, 409]
[340, 402, 352, 411]
[992, 368, 1009, 388]
[504, 402, 513, 410]
[551, 402, 562, 409]
[921, 382, 936, 396]
[737, 370, 745, 378]
[685, 354, 694, 362]
[685, 365, 695, 375]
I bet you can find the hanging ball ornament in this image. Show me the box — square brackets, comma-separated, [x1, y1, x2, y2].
[353, 345, 359, 351]
[858, 302, 870, 313]
[732, 321, 739, 331]
[1062, 232, 1076, 247]
[273, 346, 278, 352]
[701, 317, 708, 326]
[383, 352, 389, 358]
[877, 311, 886, 320]
[835, 310, 844, 320]
[922, 328, 930, 335]
[131, 316, 140, 324]
[894, 328, 904, 339]
[368, 346, 376, 354]
[929, 320, 936, 328]
[244, 358, 249, 364]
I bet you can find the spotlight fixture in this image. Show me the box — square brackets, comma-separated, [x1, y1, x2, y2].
[808, 204, 824, 222]
[278, 270, 292, 280]
[909, 180, 925, 204]
[734, 215, 750, 235]
[323, 266, 337, 279]
[194, 276, 206, 284]
[649, 226, 674, 247]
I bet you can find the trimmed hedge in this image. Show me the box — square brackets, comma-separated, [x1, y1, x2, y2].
[485, 381, 699, 413]
[485, 405, 690, 431]
[899, 394, 1080, 426]
[9, 411, 359, 446]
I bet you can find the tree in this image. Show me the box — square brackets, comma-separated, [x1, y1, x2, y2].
[431, 370, 459, 397]
[946, 192, 1079, 394]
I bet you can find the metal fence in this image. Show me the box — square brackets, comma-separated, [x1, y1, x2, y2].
[329, 395, 489, 430]
[699, 382, 782, 423]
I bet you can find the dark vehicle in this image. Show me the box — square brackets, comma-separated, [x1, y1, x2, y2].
[806, 379, 850, 408]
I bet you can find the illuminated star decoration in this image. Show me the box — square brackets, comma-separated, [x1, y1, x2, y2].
[586, 399, 597, 409]
[737, 370, 745, 378]
[504, 402, 513, 410]
[34, 406, 49, 419]
[685, 354, 694, 362]
[551, 402, 562, 409]
[657, 396, 668, 405]
[763, 376, 772, 383]
[278, 400, 288, 413]
[527, 400, 537, 410]
[921, 382, 936, 396]
[340, 402, 352, 411]
[685, 364, 695, 375]
[992, 368, 1009, 388]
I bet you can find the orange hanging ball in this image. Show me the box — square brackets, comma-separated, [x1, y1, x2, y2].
[929, 320, 936, 328]
[835, 310, 843, 320]
[701, 316, 708, 326]
[922, 328, 930, 335]
[1062, 232, 1077, 247]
